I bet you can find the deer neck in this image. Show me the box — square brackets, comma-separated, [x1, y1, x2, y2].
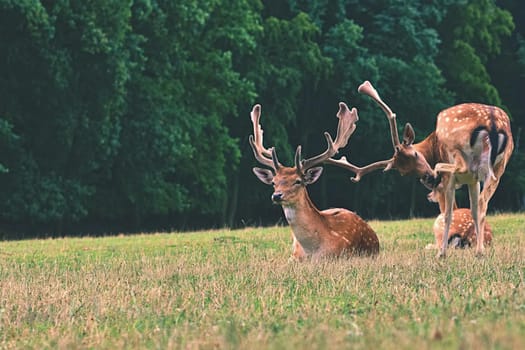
[281, 190, 324, 251]
[417, 132, 456, 213]
[282, 191, 321, 226]
[414, 132, 446, 167]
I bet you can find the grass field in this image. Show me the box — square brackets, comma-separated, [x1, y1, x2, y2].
[0, 213, 524, 349]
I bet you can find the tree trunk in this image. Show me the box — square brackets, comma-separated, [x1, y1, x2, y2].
[409, 181, 416, 218]
[226, 170, 240, 228]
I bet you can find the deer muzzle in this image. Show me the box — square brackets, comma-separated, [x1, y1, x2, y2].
[271, 192, 283, 204]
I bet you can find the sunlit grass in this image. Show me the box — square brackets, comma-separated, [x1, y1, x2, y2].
[0, 213, 524, 349]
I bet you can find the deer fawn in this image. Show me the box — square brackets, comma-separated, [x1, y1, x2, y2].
[326, 81, 513, 258]
[249, 103, 379, 260]
[428, 187, 493, 250]
[430, 209, 493, 250]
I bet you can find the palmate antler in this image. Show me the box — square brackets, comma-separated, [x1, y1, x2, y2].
[358, 81, 401, 149]
[324, 157, 394, 182]
[248, 104, 281, 170]
[325, 81, 401, 181]
[297, 102, 359, 173]
[249, 102, 362, 175]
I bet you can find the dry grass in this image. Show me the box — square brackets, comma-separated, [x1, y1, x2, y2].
[0, 213, 524, 349]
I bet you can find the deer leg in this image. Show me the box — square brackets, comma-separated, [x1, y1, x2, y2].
[435, 151, 470, 175]
[473, 164, 503, 256]
[467, 182, 483, 256]
[453, 151, 469, 173]
[434, 163, 457, 173]
[438, 177, 456, 258]
[290, 235, 306, 261]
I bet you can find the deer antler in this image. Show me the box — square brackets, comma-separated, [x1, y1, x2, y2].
[297, 102, 359, 173]
[358, 81, 401, 148]
[249, 104, 281, 170]
[325, 157, 394, 182]
[324, 81, 402, 182]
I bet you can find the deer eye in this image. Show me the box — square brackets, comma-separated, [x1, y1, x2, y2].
[294, 179, 302, 185]
[414, 152, 419, 159]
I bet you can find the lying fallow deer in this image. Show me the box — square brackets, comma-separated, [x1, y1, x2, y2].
[326, 81, 513, 257]
[249, 103, 379, 260]
[428, 187, 493, 250]
[431, 209, 493, 250]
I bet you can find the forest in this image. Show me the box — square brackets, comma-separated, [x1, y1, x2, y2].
[0, 0, 523, 236]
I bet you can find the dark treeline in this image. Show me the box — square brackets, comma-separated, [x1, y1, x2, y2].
[0, 0, 524, 237]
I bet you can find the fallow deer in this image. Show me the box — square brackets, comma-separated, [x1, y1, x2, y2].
[249, 103, 379, 260]
[431, 210, 493, 250]
[428, 187, 493, 250]
[325, 81, 513, 258]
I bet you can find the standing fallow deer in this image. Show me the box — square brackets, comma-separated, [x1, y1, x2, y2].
[249, 103, 379, 260]
[325, 81, 513, 258]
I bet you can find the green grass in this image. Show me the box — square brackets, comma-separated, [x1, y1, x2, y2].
[0, 213, 524, 349]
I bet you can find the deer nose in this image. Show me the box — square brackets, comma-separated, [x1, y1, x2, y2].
[271, 192, 283, 203]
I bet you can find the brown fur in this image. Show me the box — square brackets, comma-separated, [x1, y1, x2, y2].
[390, 103, 512, 256]
[257, 167, 379, 260]
[433, 208, 493, 248]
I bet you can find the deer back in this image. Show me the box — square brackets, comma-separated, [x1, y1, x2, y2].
[435, 103, 511, 164]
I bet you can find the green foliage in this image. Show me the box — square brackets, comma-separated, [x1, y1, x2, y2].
[518, 35, 525, 70]
[0, 0, 522, 233]
[0, 0, 129, 225]
[0, 0, 260, 228]
[323, 19, 378, 98]
[251, 12, 332, 157]
[441, 40, 501, 104]
[0, 119, 17, 173]
[437, 0, 514, 104]
[367, 1, 442, 59]
[453, 0, 514, 59]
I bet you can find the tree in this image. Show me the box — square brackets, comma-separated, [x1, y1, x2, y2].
[278, 0, 454, 218]
[488, 0, 525, 210]
[0, 0, 522, 236]
[93, 0, 262, 228]
[437, 0, 514, 105]
[0, 0, 131, 230]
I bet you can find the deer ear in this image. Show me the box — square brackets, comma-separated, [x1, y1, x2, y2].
[403, 123, 415, 145]
[252, 167, 274, 185]
[304, 167, 323, 185]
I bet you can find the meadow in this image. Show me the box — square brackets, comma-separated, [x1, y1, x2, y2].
[0, 213, 524, 349]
